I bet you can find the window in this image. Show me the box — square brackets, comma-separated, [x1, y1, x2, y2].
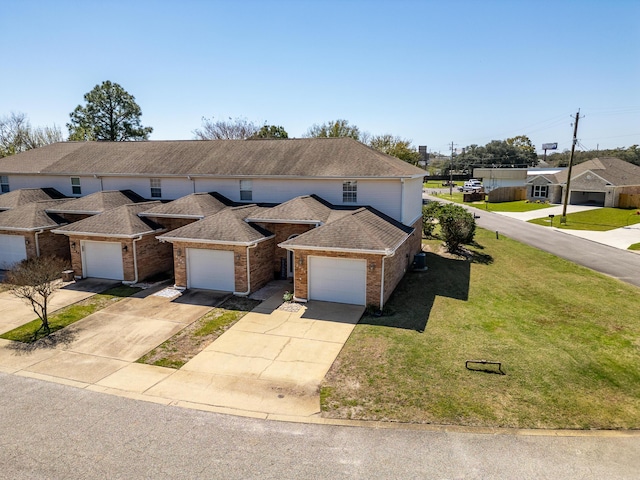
[0, 176, 8, 193]
[150, 178, 162, 198]
[533, 185, 548, 197]
[71, 177, 81, 195]
[240, 179, 252, 201]
[343, 180, 357, 203]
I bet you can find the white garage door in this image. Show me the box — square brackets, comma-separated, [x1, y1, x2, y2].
[308, 256, 367, 305]
[0, 234, 27, 269]
[83, 240, 124, 280]
[187, 248, 235, 291]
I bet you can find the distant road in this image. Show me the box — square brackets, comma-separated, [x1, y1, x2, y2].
[425, 195, 640, 288]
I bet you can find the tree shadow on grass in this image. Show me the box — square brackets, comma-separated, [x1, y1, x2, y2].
[361, 252, 471, 332]
[4, 328, 77, 354]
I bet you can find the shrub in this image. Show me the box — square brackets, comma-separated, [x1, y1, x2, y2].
[437, 204, 476, 253]
[422, 201, 443, 237]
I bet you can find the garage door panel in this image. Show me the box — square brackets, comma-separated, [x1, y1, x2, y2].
[309, 256, 366, 305]
[0, 234, 27, 269]
[83, 241, 124, 280]
[187, 248, 235, 291]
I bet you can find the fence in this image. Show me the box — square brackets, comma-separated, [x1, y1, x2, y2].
[619, 194, 640, 209]
[487, 186, 526, 203]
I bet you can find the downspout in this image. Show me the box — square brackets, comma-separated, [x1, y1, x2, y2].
[234, 242, 258, 296]
[379, 250, 396, 310]
[400, 178, 405, 223]
[123, 235, 143, 285]
[34, 229, 45, 257]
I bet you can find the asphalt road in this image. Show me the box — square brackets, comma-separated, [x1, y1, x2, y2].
[0, 374, 638, 480]
[426, 195, 640, 288]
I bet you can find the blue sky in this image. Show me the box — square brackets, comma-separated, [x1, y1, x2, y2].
[2, 0, 639, 154]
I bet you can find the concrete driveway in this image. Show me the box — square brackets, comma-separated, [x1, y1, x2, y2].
[144, 296, 364, 418]
[0, 288, 222, 385]
[0, 278, 116, 335]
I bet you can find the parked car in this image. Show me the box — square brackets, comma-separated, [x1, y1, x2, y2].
[460, 179, 483, 192]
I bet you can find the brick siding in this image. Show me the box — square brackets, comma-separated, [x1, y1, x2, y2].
[0, 229, 70, 263]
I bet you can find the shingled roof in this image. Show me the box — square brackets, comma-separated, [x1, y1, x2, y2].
[244, 194, 336, 224]
[279, 207, 413, 254]
[0, 199, 71, 231]
[53, 202, 164, 237]
[0, 138, 426, 178]
[138, 192, 234, 218]
[553, 157, 640, 186]
[158, 205, 274, 245]
[46, 190, 145, 214]
[0, 188, 66, 211]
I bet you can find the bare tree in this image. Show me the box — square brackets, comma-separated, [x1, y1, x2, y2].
[193, 116, 260, 140]
[0, 112, 63, 157]
[3, 256, 69, 338]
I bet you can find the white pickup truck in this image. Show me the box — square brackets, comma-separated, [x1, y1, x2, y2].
[459, 179, 483, 192]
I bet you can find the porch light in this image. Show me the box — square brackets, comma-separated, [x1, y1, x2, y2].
[123, 245, 128, 252]
[298, 256, 303, 266]
[369, 262, 376, 270]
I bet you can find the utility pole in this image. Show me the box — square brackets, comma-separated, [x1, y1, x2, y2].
[561, 110, 582, 224]
[449, 141, 455, 196]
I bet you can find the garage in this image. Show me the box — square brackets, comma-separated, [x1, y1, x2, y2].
[187, 248, 235, 291]
[570, 191, 606, 206]
[308, 256, 366, 305]
[0, 234, 27, 269]
[82, 240, 124, 280]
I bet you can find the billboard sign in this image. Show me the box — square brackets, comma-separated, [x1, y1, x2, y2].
[542, 143, 558, 150]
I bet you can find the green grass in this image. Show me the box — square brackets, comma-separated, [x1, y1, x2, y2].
[629, 243, 640, 251]
[137, 297, 260, 369]
[529, 207, 640, 231]
[424, 180, 460, 188]
[481, 200, 553, 213]
[321, 229, 640, 429]
[0, 285, 140, 343]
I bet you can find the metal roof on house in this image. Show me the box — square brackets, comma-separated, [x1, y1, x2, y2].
[52, 202, 164, 237]
[0, 199, 71, 231]
[0, 138, 426, 178]
[138, 192, 234, 218]
[279, 207, 413, 254]
[0, 188, 66, 211]
[158, 205, 274, 245]
[46, 190, 145, 214]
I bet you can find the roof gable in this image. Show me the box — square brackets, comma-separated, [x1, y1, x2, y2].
[244, 194, 335, 224]
[0, 199, 71, 231]
[53, 201, 164, 237]
[0, 188, 66, 210]
[138, 192, 233, 218]
[46, 190, 145, 214]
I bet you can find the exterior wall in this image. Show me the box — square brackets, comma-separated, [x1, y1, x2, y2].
[6, 175, 102, 197]
[170, 240, 274, 294]
[383, 234, 414, 306]
[260, 223, 314, 277]
[402, 177, 423, 225]
[101, 176, 194, 200]
[475, 168, 528, 192]
[526, 176, 553, 202]
[134, 234, 174, 281]
[145, 216, 196, 232]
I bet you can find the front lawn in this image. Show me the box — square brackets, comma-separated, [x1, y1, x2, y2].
[0, 285, 140, 343]
[482, 200, 553, 213]
[629, 243, 640, 251]
[529, 207, 640, 231]
[321, 228, 640, 429]
[137, 296, 260, 369]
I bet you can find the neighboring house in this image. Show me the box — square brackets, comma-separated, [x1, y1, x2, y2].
[0, 199, 72, 268]
[0, 138, 425, 306]
[52, 202, 170, 283]
[473, 168, 528, 192]
[525, 157, 640, 206]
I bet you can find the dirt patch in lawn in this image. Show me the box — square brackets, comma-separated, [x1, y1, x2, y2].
[137, 296, 261, 369]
